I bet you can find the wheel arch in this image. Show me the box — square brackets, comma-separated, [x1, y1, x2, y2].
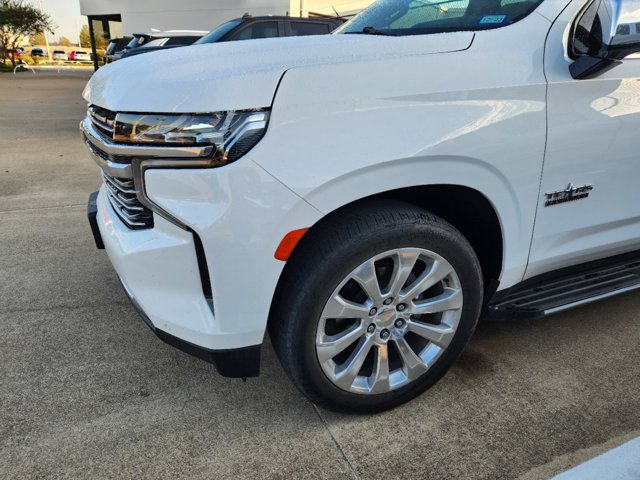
[268, 184, 504, 331]
[377, 185, 504, 292]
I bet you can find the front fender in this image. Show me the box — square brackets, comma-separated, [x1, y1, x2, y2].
[251, 18, 551, 288]
[300, 156, 524, 288]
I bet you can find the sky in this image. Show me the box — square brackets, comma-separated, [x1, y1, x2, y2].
[31, 0, 85, 43]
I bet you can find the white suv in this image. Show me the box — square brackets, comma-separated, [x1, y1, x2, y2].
[82, 0, 640, 412]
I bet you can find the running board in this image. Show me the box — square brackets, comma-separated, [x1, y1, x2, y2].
[486, 251, 640, 320]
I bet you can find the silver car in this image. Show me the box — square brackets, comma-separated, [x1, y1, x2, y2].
[52, 50, 67, 61]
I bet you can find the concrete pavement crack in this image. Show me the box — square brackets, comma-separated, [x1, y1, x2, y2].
[312, 403, 361, 480]
[0, 301, 131, 316]
[0, 203, 86, 214]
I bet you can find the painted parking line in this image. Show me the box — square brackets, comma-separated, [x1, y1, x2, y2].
[552, 437, 640, 480]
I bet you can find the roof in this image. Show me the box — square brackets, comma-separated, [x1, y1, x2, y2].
[235, 15, 343, 23]
[133, 30, 208, 37]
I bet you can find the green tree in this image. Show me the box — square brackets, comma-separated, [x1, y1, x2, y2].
[58, 35, 71, 46]
[79, 24, 90, 48]
[80, 24, 107, 50]
[0, 0, 53, 66]
[95, 33, 107, 49]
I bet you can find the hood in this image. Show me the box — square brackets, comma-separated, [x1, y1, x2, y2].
[121, 44, 183, 59]
[84, 32, 474, 113]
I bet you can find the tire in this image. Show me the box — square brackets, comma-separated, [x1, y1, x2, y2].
[269, 200, 483, 413]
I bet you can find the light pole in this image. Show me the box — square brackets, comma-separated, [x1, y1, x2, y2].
[37, 0, 52, 62]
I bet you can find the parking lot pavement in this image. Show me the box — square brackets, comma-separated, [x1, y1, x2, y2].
[1, 73, 639, 480]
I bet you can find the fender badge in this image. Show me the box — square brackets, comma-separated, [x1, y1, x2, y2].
[545, 183, 593, 207]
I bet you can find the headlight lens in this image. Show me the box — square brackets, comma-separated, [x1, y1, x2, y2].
[113, 109, 269, 163]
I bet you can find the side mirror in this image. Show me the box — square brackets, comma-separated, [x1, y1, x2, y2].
[570, 0, 640, 79]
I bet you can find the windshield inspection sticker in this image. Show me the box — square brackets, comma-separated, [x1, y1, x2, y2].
[479, 14, 508, 25]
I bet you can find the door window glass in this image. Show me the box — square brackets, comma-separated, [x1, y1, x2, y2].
[233, 22, 280, 40]
[290, 22, 331, 35]
[195, 19, 244, 44]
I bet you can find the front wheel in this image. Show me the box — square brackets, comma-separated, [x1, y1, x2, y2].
[269, 201, 483, 413]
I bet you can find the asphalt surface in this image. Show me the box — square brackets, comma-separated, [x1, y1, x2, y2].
[1, 73, 639, 480]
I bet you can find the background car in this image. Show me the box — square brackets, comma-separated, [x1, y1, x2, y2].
[52, 50, 67, 61]
[104, 37, 132, 64]
[195, 15, 344, 45]
[117, 16, 344, 61]
[12, 48, 25, 60]
[69, 51, 91, 62]
[116, 30, 206, 60]
[30, 47, 47, 58]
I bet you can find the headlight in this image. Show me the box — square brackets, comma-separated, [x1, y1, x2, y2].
[113, 109, 269, 164]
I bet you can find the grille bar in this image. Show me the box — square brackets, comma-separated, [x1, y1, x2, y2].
[103, 174, 136, 197]
[89, 105, 116, 139]
[104, 182, 144, 211]
[101, 173, 153, 229]
[108, 176, 136, 192]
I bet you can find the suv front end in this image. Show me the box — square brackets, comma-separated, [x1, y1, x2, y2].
[80, 5, 536, 410]
[81, 102, 321, 377]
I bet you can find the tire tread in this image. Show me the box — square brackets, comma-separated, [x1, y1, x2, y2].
[269, 200, 482, 413]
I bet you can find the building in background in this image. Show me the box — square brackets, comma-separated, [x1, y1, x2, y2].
[79, 0, 373, 68]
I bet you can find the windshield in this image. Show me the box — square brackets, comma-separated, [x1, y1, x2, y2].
[194, 19, 244, 44]
[336, 0, 544, 36]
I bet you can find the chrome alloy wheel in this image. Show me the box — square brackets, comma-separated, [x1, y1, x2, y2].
[315, 248, 463, 395]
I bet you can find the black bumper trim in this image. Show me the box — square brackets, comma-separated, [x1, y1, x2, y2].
[121, 281, 261, 378]
[87, 191, 105, 250]
[191, 230, 214, 305]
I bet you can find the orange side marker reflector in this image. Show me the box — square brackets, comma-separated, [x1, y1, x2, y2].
[275, 228, 309, 261]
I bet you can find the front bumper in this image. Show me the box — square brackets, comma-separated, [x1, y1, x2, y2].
[121, 274, 261, 378]
[87, 162, 322, 380]
[89, 189, 260, 377]
[83, 111, 323, 377]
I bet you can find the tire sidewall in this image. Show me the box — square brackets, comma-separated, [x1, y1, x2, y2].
[290, 220, 483, 412]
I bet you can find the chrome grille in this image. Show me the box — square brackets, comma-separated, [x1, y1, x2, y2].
[85, 137, 110, 162]
[102, 173, 153, 229]
[89, 105, 116, 140]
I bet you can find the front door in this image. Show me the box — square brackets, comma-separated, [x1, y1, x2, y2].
[527, 0, 640, 279]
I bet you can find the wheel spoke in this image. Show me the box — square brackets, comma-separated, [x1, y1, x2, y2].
[316, 247, 464, 396]
[351, 258, 384, 305]
[317, 323, 366, 363]
[407, 320, 456, 347]
[395, 337, 428, 379]
[369, 344, 390, 394]
[389, 250, 421, 298]
[335, 335, 375, 389]
[322, 293, 371, 319]
[411, 288, 462, 315]
[399, 259, 453, 302]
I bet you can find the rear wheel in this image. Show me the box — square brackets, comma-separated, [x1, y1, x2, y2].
[270, 201, 483, 413]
